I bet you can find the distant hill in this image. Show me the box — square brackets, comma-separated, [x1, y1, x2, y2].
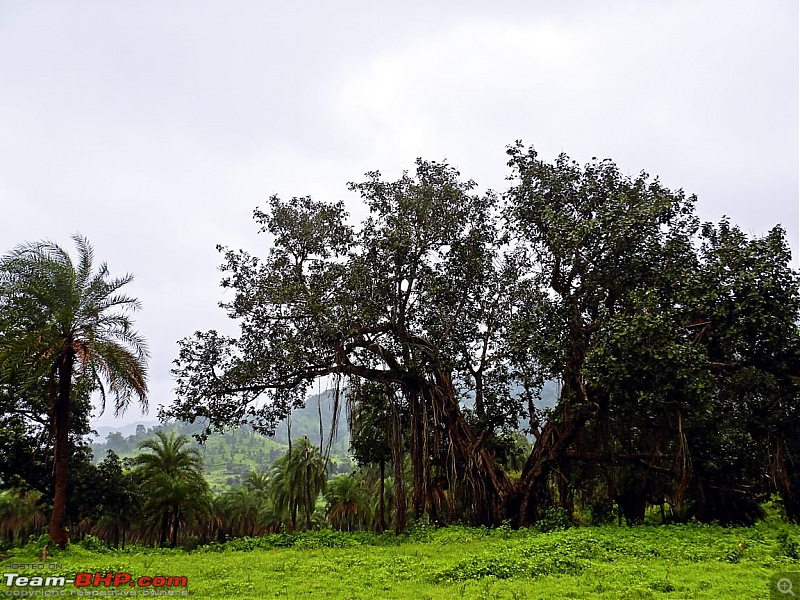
[90, 420, 161, 443]
[90, 382, 560, 490]
[89, 390, 354, 491]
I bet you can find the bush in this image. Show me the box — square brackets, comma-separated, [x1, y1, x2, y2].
[535, 507, 572, 532]
[777, 530, 799, 559]
[79, 535, 109, 553]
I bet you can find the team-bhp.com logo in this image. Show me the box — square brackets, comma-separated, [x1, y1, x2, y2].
[4, 572, 188, 597]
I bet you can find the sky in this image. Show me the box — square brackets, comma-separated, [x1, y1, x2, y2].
[0, 1, 797, 429]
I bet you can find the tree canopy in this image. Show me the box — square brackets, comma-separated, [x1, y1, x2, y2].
[166, 145, 800, 528]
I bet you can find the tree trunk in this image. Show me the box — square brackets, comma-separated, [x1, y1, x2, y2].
[514, 366, 591, 526]
[390, 395, 407, 534]
[171, 505, 180, 548]
[422, 370, 510, 526]
[770, 436, 798, 522]
[159, 511, 170, 547]
[305, 458, 313, 530]
[557, 459, 574, 517]
[378, 459, 386, 533]
[409, 391, 428, 520]
[49, 348, 75, 549]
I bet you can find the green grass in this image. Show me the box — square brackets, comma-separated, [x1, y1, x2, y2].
[3, 521, 799, 599]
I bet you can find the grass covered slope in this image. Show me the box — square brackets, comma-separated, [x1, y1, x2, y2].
[3, 521, 799, 599]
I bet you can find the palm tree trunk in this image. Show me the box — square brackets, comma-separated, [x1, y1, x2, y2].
[160, 512, 170, 547]
[171, 506, 179, 548]
[304, 456, 313, 530]
[49, 349, 74, 549]
[378, 459, 386, 533]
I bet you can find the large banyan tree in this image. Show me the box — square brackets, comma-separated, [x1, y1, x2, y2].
[166, 144, 800, 527]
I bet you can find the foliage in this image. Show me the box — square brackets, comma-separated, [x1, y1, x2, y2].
[2, 521, 800, 598]
[777, 529, 800, 559]
[268, 437, 327, 530]
[325, 473, 372, 532]
[504, 144, 800, 526]
[164, 145, 799, 529]
[0, 235, 148, 547]
[0, 488, 43, 545]
[131, 431, 211, 547]
[167, 161, 529, 527]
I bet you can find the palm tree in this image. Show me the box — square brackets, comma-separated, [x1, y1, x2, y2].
[270, 437, 327, 530]
[131, 430, 211, 547]
[220, 486, 264, 538]
[0, 488, 43, 545]
[325, 473, 371, 531]
[243, 469, 270, 493]
[0, 235, 148, 548]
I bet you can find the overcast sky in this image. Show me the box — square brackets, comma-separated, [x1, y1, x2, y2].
[1, 1, 797, 429]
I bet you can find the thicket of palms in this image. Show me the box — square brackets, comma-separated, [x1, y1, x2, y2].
[325, 474, 372, 531]
[0, 422, 413, 547]
[0, 488, 43, 544]
[213, 486, 264, 540]
[0, 235, 148, 547]
[269, 437, 327, 530]
[131, 430, 211, 547]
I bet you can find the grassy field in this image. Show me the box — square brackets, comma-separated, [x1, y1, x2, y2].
[2, 520, 798, 599]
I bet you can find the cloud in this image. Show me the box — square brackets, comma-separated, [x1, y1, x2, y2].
[0, 1, 796, 429]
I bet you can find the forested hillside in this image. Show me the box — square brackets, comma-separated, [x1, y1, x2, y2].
[91, 390, 354, 489]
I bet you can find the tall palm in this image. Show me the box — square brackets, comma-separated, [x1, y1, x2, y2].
[132, 430, 211, 547]
[325, 473, 371, 531]
[270, 437, 327, 530]
[0, 235, 148, 547]
[0, 488, 43, 544]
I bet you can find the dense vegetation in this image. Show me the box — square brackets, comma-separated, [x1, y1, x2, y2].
[166, 145, 800, 530]
[0, 144, 798, 584]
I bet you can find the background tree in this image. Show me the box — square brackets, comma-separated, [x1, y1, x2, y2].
[325, 473, 371, 531]
[506, 144, 800, 525]
[681, 220, 800, 522]
[90, 450, 142, 548]
[0, 488, 43, 545]
[167, 148, 800, 528]
[347, 380, 394, 532]
[0, 235, 148, 547]
[268, 437, 326, 530]
[131, 431, 210, 547]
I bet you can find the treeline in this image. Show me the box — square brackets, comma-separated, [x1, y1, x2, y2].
[0, 428, 528, 549]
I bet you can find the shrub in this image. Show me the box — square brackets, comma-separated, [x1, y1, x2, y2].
[535, 507, 572, 532]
